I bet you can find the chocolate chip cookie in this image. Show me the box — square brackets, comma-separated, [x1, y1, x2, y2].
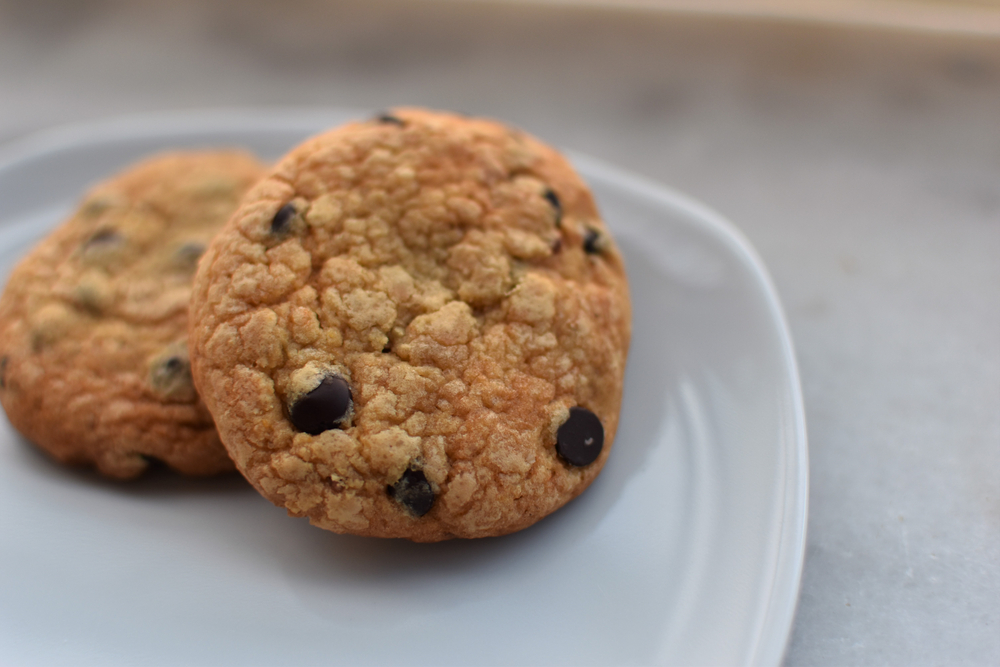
[0, 151, 266, 478]
[190, 109, 631, 540]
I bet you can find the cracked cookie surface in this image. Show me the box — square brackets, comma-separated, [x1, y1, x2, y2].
[0, 151, 266, 478]
[190, 109, 631, 540]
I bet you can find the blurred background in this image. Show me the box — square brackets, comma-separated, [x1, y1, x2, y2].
[1, 0, 998, 664]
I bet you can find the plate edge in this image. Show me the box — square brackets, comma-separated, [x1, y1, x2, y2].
[568, 150, 810, 667]
[0, 110, 810, 667]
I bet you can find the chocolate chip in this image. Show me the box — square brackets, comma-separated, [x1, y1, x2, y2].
[289, 375, 352, 435]
[0, 355, 8, 389]
[149, 353, 195, 401]
[556, 407, 604, 466]
[387, 467, 435, 516]
[543, 188, 562, 227]
[271, 203, 298, 235]
[375, 113, 405, 126]
[583, 227, 602, 255]
[173, 242, 206, 269]
[551, 237, 562, 254]
[139, 454, 167, 471]
[83, 228, 121, 249]
[80, 228, 125, 266]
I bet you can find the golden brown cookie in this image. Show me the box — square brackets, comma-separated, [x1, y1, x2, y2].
[0, 151, 267, 479]
[190, 109, 631, 540]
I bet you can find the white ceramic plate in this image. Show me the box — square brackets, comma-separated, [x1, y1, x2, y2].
[0, 110, 807, 667]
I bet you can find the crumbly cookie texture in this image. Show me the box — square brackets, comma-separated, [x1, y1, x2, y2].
[190, 109, 631, 540]
[0, 151, 267, 479]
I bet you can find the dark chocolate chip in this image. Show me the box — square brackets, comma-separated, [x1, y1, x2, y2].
[80, 228, 125, 267]
[174, 242, 206, 268]
[556, 406, 604, 466]
[0, 355, 8, 389]
[270, 203, 298, 235]
[139, 454, 168, 471]
[163, 357, 184, 373]
[149, 354, 194, 399]
[375, 113, 405, 126]
[543, 188, 562, 227]
[387, 467, 435, 516]
[83, 228, 121, 249]
[583, 228, 602, 255]
[289, 375, 353, 435]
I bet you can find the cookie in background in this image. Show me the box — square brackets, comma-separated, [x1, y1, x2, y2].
[0, 151, 267, 479]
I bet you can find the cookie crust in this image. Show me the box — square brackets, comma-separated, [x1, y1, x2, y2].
[190, 110, 631, 540]
[0, 151, 266, 478]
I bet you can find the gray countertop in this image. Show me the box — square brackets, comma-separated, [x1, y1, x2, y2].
[1, 0, 997, 664]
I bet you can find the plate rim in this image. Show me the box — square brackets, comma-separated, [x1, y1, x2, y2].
[0, 108, 809, 667]
[568, 151, 809, 666]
